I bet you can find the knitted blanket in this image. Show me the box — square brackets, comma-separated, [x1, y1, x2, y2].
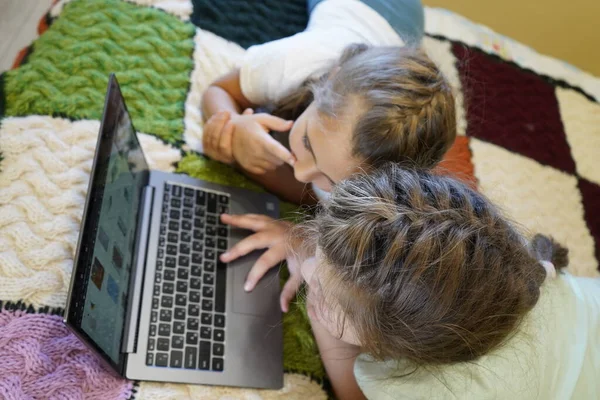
[0, 0, 598, 398]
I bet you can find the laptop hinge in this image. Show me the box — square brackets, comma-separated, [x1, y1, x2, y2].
[122, 185, 154, 354]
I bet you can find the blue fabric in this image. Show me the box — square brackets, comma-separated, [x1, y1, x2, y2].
[308, 0, 424, 44]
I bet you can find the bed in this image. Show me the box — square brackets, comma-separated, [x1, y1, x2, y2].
[0, 0, 598, 398]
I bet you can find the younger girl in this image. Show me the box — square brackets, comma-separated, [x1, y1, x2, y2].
[297, 164, 600, 399]
[214, 44, 457, 305]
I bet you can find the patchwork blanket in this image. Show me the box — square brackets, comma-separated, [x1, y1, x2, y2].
[0, 0, 598, 398]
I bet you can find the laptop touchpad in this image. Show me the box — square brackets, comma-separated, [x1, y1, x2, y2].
[231, 252, 280, 317]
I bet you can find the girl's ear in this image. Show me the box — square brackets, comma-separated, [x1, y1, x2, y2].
[300, 255, 319, 286]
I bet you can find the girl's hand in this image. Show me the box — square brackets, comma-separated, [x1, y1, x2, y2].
[219, 213, 303, 312]
[203, 110, 236, 164]
[230, 110, 295, 175]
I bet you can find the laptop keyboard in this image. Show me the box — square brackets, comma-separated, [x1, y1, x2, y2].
[146, 183, 229, 371]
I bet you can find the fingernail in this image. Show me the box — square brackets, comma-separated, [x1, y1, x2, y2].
[220, 213, 229, 219]
[288, 158, 296, 166]
[244, 281, 253, 292]
[221, 252, 229, 260]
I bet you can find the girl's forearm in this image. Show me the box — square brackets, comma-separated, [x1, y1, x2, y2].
[310, 316, 366, 400]
[201, 86, 241, 121]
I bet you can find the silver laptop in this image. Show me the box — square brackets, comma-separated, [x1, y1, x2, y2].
[64, 74, 283, 389]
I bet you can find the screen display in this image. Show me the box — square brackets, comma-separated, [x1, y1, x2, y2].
[67, 76, 148, 368]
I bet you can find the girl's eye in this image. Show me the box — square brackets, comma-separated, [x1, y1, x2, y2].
[303, 134, 311, 151]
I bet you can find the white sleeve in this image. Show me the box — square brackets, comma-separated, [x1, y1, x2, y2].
[239, 0, 404, 106]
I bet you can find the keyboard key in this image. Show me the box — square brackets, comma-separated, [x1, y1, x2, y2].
[194, 218, 204, 229]
[212, 358, 224, 372]
[181, 231, 191, 242]
[183, 208, 193, 220]
[203, 274, 214, 285]
[165, 257, 176, 268]
[151, 311, 158, 323]
[148, 339, 155, 351]
[199, 341, 211, 370]
[182, 220, 192, 230]
[167, 232, 178, 243]
[164, 269, 175, 281]
[190, 291, 200, 302]
[177, 281, 188, 293]
[216, 256, 227, 313]
[159, 310, 172, 322]
[171, 197, 181, 208]
[205, 237, 216, 248]
[172, 185, 182, 197]
[149, 324, 157, 337]
[172, 335, 184, 349]
[152, 297, 159, 309]
[156, 352, 169, 367]
[146, 353, 154, 366]
[184, 197, 194, 208]
[158, 323, 170, 336]
[218, 205, 229, 215]
[213, 343, 224, 356]
[158, 248, 164, 259]
[193, 229, 204, 240]
[184, 187, 194, 197]
[214, 314, 225, 328]
[191, 265, 202, 277]
[196, 190, 206, 205]
[178, 256, 189, 267]
[180, 243, 190, 254]
[207, 193, 217, 213]
[206, 225, 216, 236]
[206, 214, 217, 225]
[193, 241, 203, 252]
[217, 227, 228, 237]
[185, 347, 197, 369]
[154, 273, 161, 284]
[192, 253, 203, 264]
[187, 317, 199, 330]
[157, 338, 170, 351]
[160, 225, 167, 235]
[177, 268, 189, 280]
[204, 261, 215, 272]
[186, 332, 198, 345]
[170, 210, 180, 219]
[174, 307, 186, 320]
[170, 351, 183, 368]
[214, 329, 225, 342]
[188, 304, 200, 317]
[156, 260, 163, 271]
[202, 299, 213, 311]
[167, 244, 177, 256]
[176, 295, 187, 309]
[218, 195, 229, 205]
[203, 286, 214, 298]
[154, 284, 161, 296]
[159, 236, 166, 247]
[163, 282, 174, 294]
[161, 296, 173, 308]
[217, 239, 227, 250]
[200, 326, 212, 339]
[194, 206, 206, 218]
[201, 313, 212, 325]
[169, 221, 179, 231]
[205, 249, 215, 260]
[191, 278, 201, 290]
[173, 321, 185, 334]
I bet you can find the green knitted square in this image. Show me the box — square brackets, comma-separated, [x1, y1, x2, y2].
[4, 0, 195, 144]
[177, 152, 325, 380]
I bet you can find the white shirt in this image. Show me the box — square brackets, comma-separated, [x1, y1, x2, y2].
[354, 272, 600, 399]
[240, 0, 404, 106]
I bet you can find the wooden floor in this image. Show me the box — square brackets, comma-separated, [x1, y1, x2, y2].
[0, 0, 53, 73]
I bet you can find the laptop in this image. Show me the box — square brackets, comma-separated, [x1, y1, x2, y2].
[64, 74, 283, 389]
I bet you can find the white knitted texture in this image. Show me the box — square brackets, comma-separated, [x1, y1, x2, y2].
[0, 116, 181, 308]
[137, 374, 326, 400]
[183, 28, 246, 154]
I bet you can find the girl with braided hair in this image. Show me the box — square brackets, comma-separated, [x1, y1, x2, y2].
[204, 44, 457, 308]
[297, 164, 600, 399]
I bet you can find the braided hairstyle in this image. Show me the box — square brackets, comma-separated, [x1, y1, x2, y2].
[298, 164, 568, 365]
[273, 45, 457, 169]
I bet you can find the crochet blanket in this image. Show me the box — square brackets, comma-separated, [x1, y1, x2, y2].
[0, 0, 598, 398]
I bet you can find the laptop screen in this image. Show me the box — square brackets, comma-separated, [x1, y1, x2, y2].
[65, 75, 149, 372]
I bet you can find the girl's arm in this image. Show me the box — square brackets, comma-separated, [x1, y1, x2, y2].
[201, 69, 253, 120]
[310, 316, 367, 400]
